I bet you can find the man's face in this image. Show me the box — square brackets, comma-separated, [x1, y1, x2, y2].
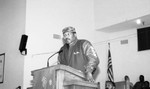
[63, 32, 76, 44]
[106, 83, 114, 89]
[139, 75, 144, 82]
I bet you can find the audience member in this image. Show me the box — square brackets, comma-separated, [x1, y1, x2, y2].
[106, 81, 116, 89]
[144, 81, 150, 89]
[124, 75, 133, 89]
[133, 75, 145, 89]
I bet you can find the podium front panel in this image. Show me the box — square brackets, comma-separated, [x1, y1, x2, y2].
[32, 67, 56, 89]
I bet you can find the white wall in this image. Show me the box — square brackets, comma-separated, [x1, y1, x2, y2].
[94, 0, 150, 29]
[0, 0, 26, 89]
[24, 0, 107, 88]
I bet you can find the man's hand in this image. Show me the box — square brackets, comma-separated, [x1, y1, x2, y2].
[86, 72, 95, 82]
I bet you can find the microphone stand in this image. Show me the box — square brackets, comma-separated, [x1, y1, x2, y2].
[47, 50, 62, 67]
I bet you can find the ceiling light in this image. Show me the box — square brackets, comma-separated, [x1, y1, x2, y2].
[136, 19, 142, 25]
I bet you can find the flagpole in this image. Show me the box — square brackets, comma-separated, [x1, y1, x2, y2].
[108, 42, 110, 49]
[107, 42, 114, 82]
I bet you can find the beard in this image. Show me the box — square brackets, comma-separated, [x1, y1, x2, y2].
[65, 38, 71, 44]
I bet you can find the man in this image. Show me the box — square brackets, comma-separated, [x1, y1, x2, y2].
[106, 81, 116, 89]
[58, 26, 99, 82]
[133, 75, 145, 89]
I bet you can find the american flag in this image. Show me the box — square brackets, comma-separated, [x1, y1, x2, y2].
[107, 47, 114, 82]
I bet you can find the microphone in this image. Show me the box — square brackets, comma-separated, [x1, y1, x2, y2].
[47, 50, 63, 67]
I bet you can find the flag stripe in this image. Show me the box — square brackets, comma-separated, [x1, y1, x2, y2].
[107, 49, 114, 82]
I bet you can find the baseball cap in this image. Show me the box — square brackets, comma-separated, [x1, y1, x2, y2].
[62, 26, 76, 34]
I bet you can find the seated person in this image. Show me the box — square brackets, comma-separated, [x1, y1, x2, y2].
[144, 81, 150, 89]
[133, 75, 145, 89]
[124, 75, 133, 89]
[106, 81, 116, 89]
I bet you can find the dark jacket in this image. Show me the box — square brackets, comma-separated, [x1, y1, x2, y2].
[58, 39, 99, 74]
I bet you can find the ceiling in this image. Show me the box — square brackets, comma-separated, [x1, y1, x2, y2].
[96, 14, 150, 33]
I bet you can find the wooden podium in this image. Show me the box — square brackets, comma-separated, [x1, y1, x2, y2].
[31, 65, 100, 89]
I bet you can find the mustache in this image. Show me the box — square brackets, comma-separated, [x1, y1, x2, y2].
[65, 38, 70, 40]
